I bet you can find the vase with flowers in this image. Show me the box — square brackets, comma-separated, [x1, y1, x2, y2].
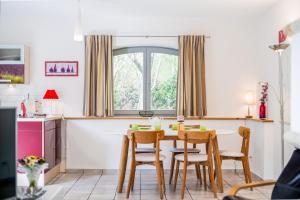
[18, 156, 48, 198]
[259, 82, 269, 119]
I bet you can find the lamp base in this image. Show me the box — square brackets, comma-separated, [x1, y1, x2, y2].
[245, 115, 253, 119]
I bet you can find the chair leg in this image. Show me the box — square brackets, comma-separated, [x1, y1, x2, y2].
[208, 162, 218, 198]
[169, 153, 176, 184]
[131, 165, 136, 191]
[243, 158, 253, 190]
[245, 158, 252, 183]
[203, 165, 207, 191]
[181, 161, 188, 199]
[126, 161, 136, 198]
[197, 163, 203, 185]
[242, 159, 249, 184]
[155, 162, 164, 199]
[214, 158, 222, 180]
[160, 162, 166, 193]
[195, 163, 200, 180]
[173, 160, 180, 191]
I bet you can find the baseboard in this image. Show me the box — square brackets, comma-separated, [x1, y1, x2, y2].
[64, 168, 262, 180]
[45, 164, 60, 184]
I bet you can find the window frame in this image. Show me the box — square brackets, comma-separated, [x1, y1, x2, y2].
[113, 46, 178, 116]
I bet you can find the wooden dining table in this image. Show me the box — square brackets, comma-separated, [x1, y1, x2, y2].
[117, 128, 235, 193]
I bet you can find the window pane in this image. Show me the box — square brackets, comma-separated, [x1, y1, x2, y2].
[151, 52, 178, 110]
[113, 52, 143, 110]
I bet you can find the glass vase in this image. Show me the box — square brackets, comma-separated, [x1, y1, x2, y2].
[26, 167, 42, 195]
[18, 164, 48, 198]
[259, 102, 266, 119]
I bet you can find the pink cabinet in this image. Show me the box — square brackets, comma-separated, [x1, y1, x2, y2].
[17, 119, 61, 171]
[18, 122, 43, 159]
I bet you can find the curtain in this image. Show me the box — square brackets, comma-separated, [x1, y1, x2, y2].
[83, 35, 113, 117]
[177, 35, 207, 117]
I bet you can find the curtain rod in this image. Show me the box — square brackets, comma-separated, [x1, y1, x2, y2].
[112, 35, 211, 39]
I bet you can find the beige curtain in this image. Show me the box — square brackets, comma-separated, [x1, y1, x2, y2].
[83, 35, 113, 117]
[177, 35, 207, 117]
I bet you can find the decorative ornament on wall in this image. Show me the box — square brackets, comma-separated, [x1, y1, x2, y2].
[45, 61, 78, 76]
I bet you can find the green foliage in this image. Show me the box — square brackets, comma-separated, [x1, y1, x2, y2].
[151, 75, 177, 110]
[114, 84, 141, 110]
[0, 73, 24, 83]
[113, 49, 178, 111]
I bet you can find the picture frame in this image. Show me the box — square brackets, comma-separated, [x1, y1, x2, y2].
[45, 61, 78, 76]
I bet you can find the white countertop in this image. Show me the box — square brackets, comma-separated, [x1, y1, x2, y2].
[17, 116, 62, 122]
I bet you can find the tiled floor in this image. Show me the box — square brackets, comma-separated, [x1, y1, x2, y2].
[47, 169, 272, 200]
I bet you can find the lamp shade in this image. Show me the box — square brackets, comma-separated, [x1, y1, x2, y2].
[244, 92, 255, 105]
[43, 89, 59, 100]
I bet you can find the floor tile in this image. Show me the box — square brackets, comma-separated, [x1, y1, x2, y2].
[45, 169, 269, 200]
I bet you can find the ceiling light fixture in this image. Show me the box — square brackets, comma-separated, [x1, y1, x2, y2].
[74, 0, 83, 42]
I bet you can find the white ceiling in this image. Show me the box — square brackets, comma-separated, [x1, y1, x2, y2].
[1, 0, 280, 19]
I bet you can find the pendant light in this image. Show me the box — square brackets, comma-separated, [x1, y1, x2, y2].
[74, 0, 83, 42]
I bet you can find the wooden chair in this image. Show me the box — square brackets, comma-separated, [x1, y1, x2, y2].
[126, 130, 166, 199]
[129, 124, 156, 153]
[223, 180, 275, 200]
[173, 130, 218, 199]
[169, 124, 202, 184]
[220, 126, 252, 185]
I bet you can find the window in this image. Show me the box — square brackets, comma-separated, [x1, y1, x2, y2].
[113, 47, 178, 115]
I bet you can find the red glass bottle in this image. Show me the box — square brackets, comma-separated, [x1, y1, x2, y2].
[259, 102, 266, 119]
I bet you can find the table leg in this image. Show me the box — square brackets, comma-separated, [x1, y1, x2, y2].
[213, 136, 224, 193]
[117, 135, 129, 193]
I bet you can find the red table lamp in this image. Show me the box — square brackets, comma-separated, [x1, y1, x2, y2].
[43, 89, 59, 100]
[43, 89, 59, 116]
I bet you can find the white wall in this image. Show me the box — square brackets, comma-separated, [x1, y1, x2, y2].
[0, 1, 259, 118]
[66, 119, 244, 169]
[65, 119, 275, 179]
[3, 1, 296, 177]
[291, 33, 300, 133]
[254, 0, 300, 177]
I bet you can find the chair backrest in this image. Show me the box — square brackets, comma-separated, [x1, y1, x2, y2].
[169, 124, 200, 129]
[128, 130, 165, 162]
[178, 130, 215, 143]
[128, 130, 164, 144]
[239, 126, 250, 156]
[178, 130, 216, 162]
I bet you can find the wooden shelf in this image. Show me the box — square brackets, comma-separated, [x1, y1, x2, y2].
[63, 116, 273, 123]
[249, 118, 274, 123]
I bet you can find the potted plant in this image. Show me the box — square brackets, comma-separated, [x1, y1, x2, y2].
[18, 156, 48, 197]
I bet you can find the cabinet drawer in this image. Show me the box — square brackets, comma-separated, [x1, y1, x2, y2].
[18, 122, 42, 131]
[44, 121, 55, 131]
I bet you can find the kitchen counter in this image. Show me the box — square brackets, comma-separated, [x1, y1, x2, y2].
[17, 117, 64, 187]
[17, 116, 62, 122]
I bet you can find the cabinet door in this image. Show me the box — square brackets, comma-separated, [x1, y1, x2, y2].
[44, 129, 55, 171]
[17, 122, 42, 159]
[55, 120, 62, 165]
[55, 126, 61, 165]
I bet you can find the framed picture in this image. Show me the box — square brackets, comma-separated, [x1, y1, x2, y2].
[45, 61, 78, 76]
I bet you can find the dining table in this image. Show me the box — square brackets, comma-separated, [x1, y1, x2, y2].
[116, 127, 235, 193]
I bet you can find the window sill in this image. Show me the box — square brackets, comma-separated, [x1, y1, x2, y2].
[63, 116, 274, 123]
